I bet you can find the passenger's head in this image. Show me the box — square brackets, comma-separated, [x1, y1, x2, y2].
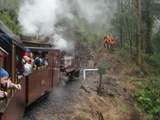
[29, 52, 33, 58]
[0, 68, 9, 83]
[22, 48, 32, 57]
[25, 48, 31, 53]
[23, 56, 31, 62]
[34, 57, 43, 66]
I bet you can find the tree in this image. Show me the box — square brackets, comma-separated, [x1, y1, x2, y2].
[134, 0, 143, 65]
[141, 0, 154, 54]
[0, 0, 20, 34]
[97, 60, 108, 95]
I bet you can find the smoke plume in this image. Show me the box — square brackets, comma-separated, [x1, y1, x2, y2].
[18, 0, 62, 36]
[52, 34, 74, 52]
[76, 0, 117, 24]
[18, 0, 117, 50]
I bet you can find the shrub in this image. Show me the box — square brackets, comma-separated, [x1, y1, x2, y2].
[135, 78, 160, 119]
[145, 53, 160, 67]
[97, 60, 109, 75]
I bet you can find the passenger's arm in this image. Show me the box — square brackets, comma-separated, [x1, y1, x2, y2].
[6, 79, 21, 90]
[0, 90, 8, 98]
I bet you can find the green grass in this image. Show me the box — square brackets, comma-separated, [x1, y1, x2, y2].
[135, 75, 160, 120]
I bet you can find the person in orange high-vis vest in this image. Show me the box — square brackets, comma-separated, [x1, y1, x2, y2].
[103, 35, 116, 49]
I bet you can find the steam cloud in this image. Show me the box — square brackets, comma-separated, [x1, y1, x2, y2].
[18, 0, 117, 50]
[52, 34, 74, 52]
[18, 0, 62, 36]
[76, 0, 117, 24]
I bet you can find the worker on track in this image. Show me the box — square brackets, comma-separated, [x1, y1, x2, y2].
[103, 35, 117, 49]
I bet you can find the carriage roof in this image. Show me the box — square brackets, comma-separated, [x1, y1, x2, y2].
[0, 20, 22, 45]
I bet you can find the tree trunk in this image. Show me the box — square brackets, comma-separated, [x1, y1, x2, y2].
[118, 0, 123, 48]
[134, 0, 143, 65]
[119, 27, 123, 48]
[143, 1, 153, 54]
[129, 29, 133, 55]
[97, 74, 103, 95]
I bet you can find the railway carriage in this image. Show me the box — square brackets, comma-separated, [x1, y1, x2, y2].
[22, 42, 61, 105]
[0, 22, 61, 120]
[0, 21, 26, 120]
[0, 21, 80, 120]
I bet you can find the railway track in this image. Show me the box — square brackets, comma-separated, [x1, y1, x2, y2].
[23, 79, 81, 120]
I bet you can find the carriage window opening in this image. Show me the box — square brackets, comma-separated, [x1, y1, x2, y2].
[0, 57, 4, 68]
[33, 51, 49, 70]
[0, 47, 8, 69]
[22, 49, 34, 76]
[0, 47, 21, 99]
[16, 51, 25, 81]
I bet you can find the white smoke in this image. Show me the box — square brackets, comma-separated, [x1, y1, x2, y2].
[18, 0, 117, 50]
[18, 0, 62, 36]
[70, 0, 117, 24]
[18, 0, 73, 51]
[52, 34, 74, 52]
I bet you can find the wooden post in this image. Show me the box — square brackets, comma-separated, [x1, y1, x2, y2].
[11, 44, 15, 83]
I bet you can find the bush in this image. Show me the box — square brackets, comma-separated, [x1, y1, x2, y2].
[135, 78, 160, 120]
[145, 53, 160, 67]
[97, 60, 109, 75]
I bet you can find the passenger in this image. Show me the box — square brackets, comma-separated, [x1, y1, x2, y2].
[22, 48, 34, 76]
[22, 48, 32, 57]
[34, 52, 43, 67]
[42, 54, 48, 66]
[23, 56, 33, 76]
[0, 68, 21, 98]
[22, 48, 34, 65]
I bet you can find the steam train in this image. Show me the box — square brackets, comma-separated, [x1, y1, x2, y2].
[0, 22, 79, 120]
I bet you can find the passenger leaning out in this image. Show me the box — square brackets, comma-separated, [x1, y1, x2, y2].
[22, 48, 34, 76]
[0, 68, 21, 99]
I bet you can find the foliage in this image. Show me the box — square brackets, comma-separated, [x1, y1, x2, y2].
[0, 0, 20, 11]
[147, 53, 160, 67]
[0, 0, 20, 34]
[74, 23, 104, 49]
[112, 1, 160, 118]
[97, 60, 109, 75]
[97, 60, 109, 95]
[135, 78, 160, 119]
[144, 53, 160, 75]
[153, 31, 160, 53]
[111, 0, 160, 62]
[0, 10, 20, 34]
